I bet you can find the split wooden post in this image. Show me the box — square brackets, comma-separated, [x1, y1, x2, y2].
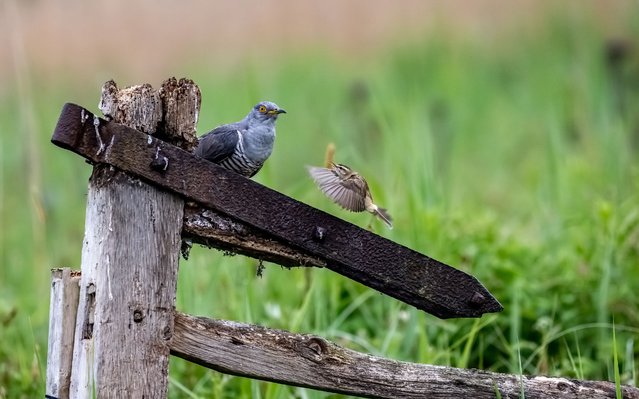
[46, 268, 81, 398]
[68, 79, 200, 398]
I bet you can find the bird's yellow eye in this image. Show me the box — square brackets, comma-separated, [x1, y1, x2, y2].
[258, 105, 267, 113]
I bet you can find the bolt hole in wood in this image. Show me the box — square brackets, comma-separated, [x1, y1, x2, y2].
[163, 325, 172, 341]
[305, 337, 327, 357]
[133, 309, 145, 323]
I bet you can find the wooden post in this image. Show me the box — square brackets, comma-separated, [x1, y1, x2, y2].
[68, 79, 200, 398]
[46, 268, 81, 398]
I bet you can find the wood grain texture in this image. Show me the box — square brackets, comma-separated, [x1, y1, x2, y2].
[46, 268, 81, 399]
[183, 203, 325, 268]
[68, 80, 194, 398]
[158, 77, 201, 151]
[171, 312, 639, 399]
[98, 80, 162, 135]
[69, 172, 183, 398]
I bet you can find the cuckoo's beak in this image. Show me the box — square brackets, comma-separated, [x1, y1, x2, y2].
[268, 108, 286, 115]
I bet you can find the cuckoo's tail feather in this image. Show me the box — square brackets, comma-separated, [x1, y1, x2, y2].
[374, 207, 393, 229]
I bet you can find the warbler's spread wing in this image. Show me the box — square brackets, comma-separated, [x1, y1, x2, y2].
[307, 166, 366, 212]
[195, 124, 240, 163]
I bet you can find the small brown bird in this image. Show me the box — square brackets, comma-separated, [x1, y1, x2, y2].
[307, 162, 393, 229]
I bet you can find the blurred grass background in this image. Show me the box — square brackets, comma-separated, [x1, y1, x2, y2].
[1, 0, 639, 398]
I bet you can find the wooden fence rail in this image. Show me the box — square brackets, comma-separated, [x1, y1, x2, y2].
[171, 312, 639, 399]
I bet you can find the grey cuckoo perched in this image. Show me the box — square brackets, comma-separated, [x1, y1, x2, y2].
[195, 101, 286, 177]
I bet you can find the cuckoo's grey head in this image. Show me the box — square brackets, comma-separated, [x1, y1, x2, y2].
[248, 101, 286, 124]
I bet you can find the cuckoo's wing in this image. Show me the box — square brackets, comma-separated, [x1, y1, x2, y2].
[306, 166, 366, 212]
[195, 125, 240, 163]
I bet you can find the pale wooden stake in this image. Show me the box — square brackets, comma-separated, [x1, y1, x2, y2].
[46, 268, 81, 399]
[68, 79, 199, 398]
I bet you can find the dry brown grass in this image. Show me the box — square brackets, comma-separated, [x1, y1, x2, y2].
[0, 0, 631, 89]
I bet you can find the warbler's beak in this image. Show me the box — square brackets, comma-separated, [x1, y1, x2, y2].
[268, 108, 286, 115]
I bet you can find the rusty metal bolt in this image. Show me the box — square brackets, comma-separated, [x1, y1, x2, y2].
[469, 292, 486, 308]
[150, 147, 170, 172]
[312, 226, 326, 242]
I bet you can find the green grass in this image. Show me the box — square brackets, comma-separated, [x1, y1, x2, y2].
[2, 8, 639, 399]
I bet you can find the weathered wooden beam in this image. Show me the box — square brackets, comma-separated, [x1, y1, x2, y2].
[46, 268, 81, 399]
[67, 79, 199, 397]
[183, 203, 326, 268]
[51, 102, 502, 319]
[171, 312, 639, 399]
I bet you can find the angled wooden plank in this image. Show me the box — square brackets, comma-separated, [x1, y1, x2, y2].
[51, 103, 503, 319]
[171, 312, 639, 399]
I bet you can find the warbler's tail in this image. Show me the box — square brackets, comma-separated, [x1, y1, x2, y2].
[324, 142, 336, 168]
[374, 207, 393, 229]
